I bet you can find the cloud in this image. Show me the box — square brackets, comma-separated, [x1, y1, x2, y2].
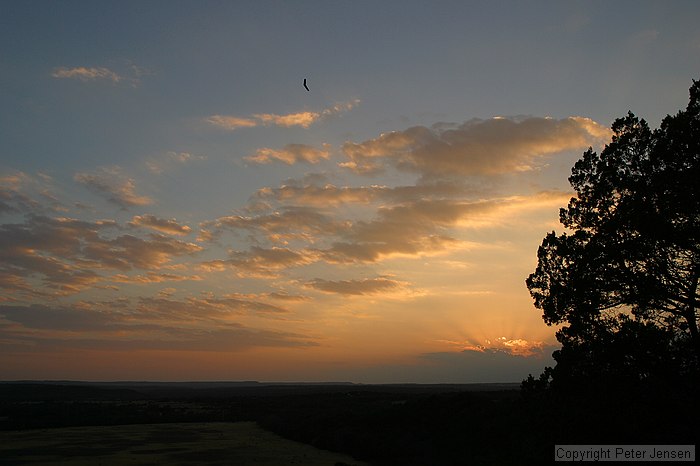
[203, 206, 344, 244]
[0, 215, 202, 296]
[0, 171, 69, 216]
[136, 295, 289, 318]
[0, 179, 40, 215]
[129, 214, 192, 236]
[205, 183, 567, 271]
[85, 232, 202, 270]
[320, 199, 496, 263]
[436, 336, 547, 357]
[254, 111, 320, 128]
[0, 304, 115, 331]
[146, 151, 206, 174]
[322, 99, 361, 116]
[0, 302, 317, 352]
[51, 66, 123, 83]
[74, 167, 153, 208]
[201, 246, 317, 278]
[245, 143, 331, 165]
[206, 115, 258, 130]
[253, 180, 476, 208]
[0, 217, 104, 295]
[255, 183, 382, 206]
[324, 235, 462, 264]
[341, 116, 611, 178]
[205, 189, 562, 267]
[206, 100, 360, 131]
[51, 63, 147, 86]
[266, 292, 310, 301]
[312, 191, 567, 264]
[109, 272, 202, 284]
[306, 277, 405, 295]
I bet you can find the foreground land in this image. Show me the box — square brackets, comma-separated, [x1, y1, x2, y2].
[0, 421, 367, 466]
[0, 381, 696, 465]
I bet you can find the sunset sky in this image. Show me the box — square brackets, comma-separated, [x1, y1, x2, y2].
[1, 1, 699, 383]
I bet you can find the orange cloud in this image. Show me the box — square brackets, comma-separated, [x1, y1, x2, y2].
[206, 115, 258, 130]
[0, 171, 67, 215]
[146, 151, 207, 174]
[318, 199, 497, 263]
[341, 116, 611, 178]
[266, 292, 311, 301]
[51, 66, 123, 82]
[255, 183, 384, 206]
[206, 100, 359, 131]
[306, 277, 405, 295]
[201, 246, 317, 278]
[437, 336, 545, 357]
[129, 214, 192, 236]
[74, 167, 152, 208]
[109, 272, 202, 284]
[245, 144, 331, 165]
[50, 64, 146, 86]
[253, 180, 474, 208]
[204, 186, 568, 271]
[0, 216, 202, 296]
[254, 111, 320, 128]
[203, 206, 344, 244]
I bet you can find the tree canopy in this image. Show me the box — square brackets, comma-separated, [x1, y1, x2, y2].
[526, 80, 700, 387]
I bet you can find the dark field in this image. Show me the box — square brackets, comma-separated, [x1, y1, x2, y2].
[0, 381, 696, 465]
[0, 421, 367, 466]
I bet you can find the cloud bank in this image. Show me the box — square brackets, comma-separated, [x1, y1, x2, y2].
[341, 116, 611, 178]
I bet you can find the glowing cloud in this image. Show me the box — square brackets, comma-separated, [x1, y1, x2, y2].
[254, 111, 320, 128]
[146, 151, 207, 174]
[51, 66, 123, 83]
[0, 215, 202, 298]
[306, 277, 405, 295]
[206, 115, 258, 130]
[341, 116, 611, 178]
[203, 206, 344, 244]
[74, 168, 152, 208]
[200, 246, 318, 278]
[245, 144, 331, 165]
[129, 215, 192, 236]
[206, 100, 360, 131]
[437, 336, 546, 357]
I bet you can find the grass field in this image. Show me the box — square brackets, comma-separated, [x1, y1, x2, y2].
[0, 421, 368, 466]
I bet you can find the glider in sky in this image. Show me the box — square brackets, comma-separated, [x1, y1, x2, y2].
[303, 78, 310, 91]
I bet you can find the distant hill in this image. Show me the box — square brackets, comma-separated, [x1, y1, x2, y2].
[0, 380, 520, 401]
[0, 383, 145, 401]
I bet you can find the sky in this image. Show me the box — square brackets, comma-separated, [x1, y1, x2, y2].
[1, 1, 699, 383]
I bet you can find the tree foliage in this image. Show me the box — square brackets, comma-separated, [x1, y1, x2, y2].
[526, 80, 700, 386]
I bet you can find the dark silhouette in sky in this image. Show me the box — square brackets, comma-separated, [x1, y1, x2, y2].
[303, 78, 309, 91]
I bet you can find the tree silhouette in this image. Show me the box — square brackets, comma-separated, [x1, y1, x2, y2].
[526, 80, 700, 387]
